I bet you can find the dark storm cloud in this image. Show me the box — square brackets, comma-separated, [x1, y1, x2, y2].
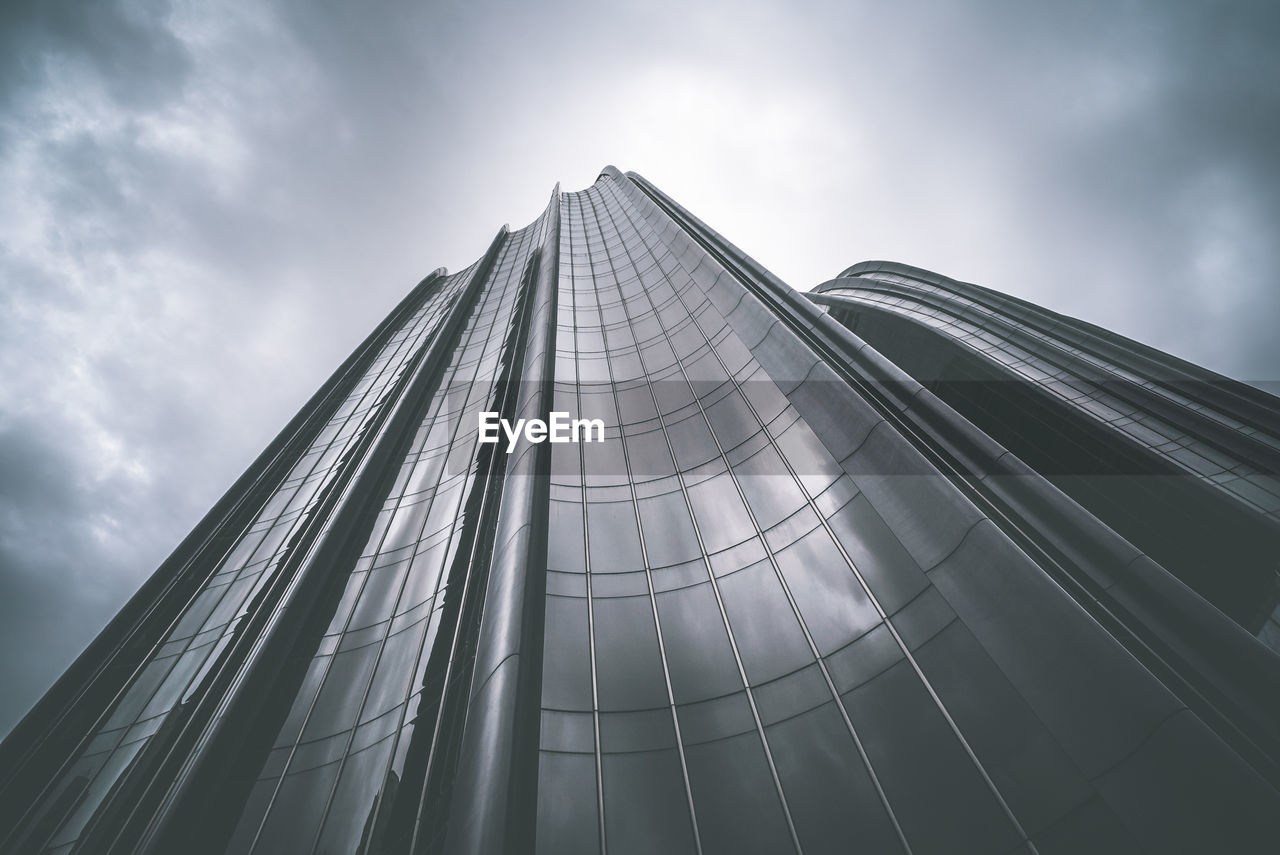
[0, 0, 190, 112]
[0, 415, 150, 720]
[2, 0, 1278, 736]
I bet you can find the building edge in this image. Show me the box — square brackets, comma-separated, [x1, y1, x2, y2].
[442, 184, 562, 855]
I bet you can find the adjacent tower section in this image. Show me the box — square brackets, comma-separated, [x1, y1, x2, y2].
[3, 170, 1279, 855]
[811, 262, 1280, 649]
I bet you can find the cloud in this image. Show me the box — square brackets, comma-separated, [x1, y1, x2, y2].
[2, 0, 1279, 736]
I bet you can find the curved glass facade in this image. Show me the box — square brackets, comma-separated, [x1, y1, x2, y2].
[3, 169, 1279, 854]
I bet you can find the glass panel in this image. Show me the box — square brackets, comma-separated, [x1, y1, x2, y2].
[655, 583, 742, 703]
[302, 642, 380, 740]
[774, 527, 880, 655]
[734, 447, 808, 529]
[249, 761, 340, 854]
[685, 731, 794, 854]
[536, 751, 600, 855]
[841, 659, 1020, 854]
[587, 500, 644, 573]
[601, 749, 698, 855]
[768, 703, 905, 855]
[542, 595, 593, 711]
[548, 499, 586, 572]
[717, 561, 813, 684]
[312, 736, 396, 854]
[592, 595, 668, 712]
[685, 474, 756, 553]
[636, 491, 701, 567]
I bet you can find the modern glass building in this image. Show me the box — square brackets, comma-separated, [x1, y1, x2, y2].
[3, 168, 1279, 854]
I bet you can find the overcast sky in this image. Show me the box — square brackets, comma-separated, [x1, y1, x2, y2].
[2, 0, 1278, 738]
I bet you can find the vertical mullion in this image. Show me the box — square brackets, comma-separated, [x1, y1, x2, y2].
[582, 191, 704, 855]
[245, 264, 499, 854]
[309, 238, 526, 853]
[567, 195, 610, 855]
[410, 230, 535, 854]
[586, 181, 804, 855]
[615, 180, 1035, 852]
[602, 182, 916, 853]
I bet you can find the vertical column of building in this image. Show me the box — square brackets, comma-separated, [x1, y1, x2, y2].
[65, 234, 504, 855]
[382, 198, 567, 855]
[441, 186, 561, 855]
[193, 197, 560, 855]
[118, 233, 511, 855]
[0, 266, 455, 855]
[210, 222, 535, 855]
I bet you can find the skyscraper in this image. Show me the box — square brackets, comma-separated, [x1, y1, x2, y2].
[3, 168, 1279, 854]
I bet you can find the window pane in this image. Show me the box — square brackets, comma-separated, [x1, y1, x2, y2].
[717, 561, 813, 684]
[637, 492, 701, 567]
[775, 528, 881, 655]
[537, 752, 600, 855]
[593, 595, 668, 711]
[542, 595, 593, 711]
[685, 731, 794, 854]
[655, 583, 742, 703]
[602, 749, 698, 855]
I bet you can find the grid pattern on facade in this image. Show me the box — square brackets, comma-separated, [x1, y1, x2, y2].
[531, 171, 1260, 854]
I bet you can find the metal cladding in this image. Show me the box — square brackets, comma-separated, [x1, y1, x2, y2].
[4, 169, 1280, 854]
[812, 264, 1280, 651]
